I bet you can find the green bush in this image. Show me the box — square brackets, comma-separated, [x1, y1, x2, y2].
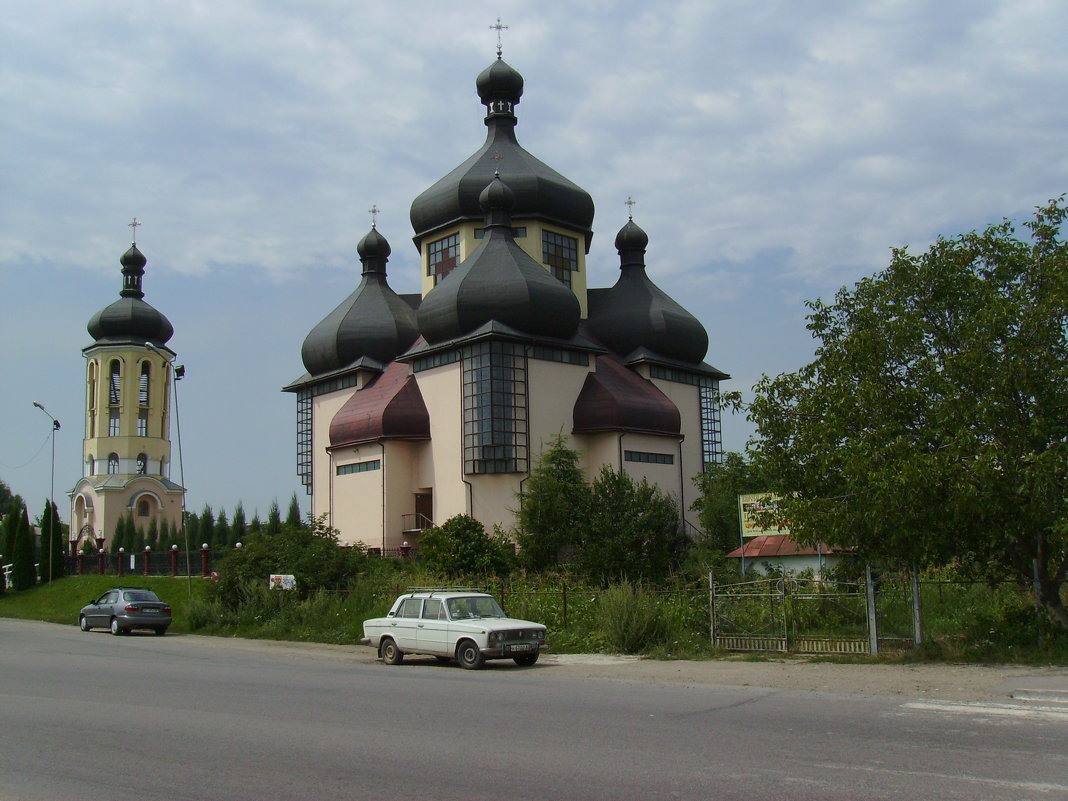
[597, 580, 670, 654]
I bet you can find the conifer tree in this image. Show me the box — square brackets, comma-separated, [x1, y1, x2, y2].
[248, 512, 263, 535]
[265, 501, 282, 536]
[10, 500, 36, 590]
[146, 517, 159, 550]
[231, 502, 248, 546]
[215, 510, 231, 548]
[184, 510, 200, 549]
[199, 505, 216, 548]
[36, 499, 65, 583]
[2, 494, 24, 563]
[285, 493, 303, 529]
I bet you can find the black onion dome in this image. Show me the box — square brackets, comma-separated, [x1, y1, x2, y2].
[587, 218, 708, 364]
[418, 175, 580, 344]
[410, 57, 594, 243]
[87, 244, 174, 346]
[301, 227, 419, 376]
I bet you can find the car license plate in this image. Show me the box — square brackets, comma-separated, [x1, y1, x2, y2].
[142, 609, 158, 614]
[506, 643, 533, 653]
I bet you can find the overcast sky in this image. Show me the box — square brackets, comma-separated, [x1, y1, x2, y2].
[2, 0, 1066, 525]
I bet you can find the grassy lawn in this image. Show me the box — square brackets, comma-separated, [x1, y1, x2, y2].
[0, 576, 211, 633]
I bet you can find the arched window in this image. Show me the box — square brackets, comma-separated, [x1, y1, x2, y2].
[138, 499, 151, 517]
[109, 360, 121, 405]
[87, 455, 95, 476]
[137, 453, 147, 475]
[88, 362, 97, 438]
[139, 361, 150, 407]
[107, 453, 119, 474]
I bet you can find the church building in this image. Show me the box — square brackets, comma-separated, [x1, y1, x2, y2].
[285, 52, 728, 551]
[69, 236, 186, 550]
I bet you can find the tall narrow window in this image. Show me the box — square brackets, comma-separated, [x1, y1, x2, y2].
[138, 499, 150, 517]
[107, 453, 119, 474]
[138, 409, 148, 437]
[88, 362, 97, 439]
[109, 409, 120, 437]
[88, 455, 95, 476]
[427, 233, 460, 285]
[109, 360, 121, 406]
[137, 453, 147, 475]
[543, 231, 578, 288]
[139, 362, 150, 406]
[462, 341, 528, 474]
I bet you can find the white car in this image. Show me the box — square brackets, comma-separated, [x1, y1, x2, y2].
[361, 589, 547, 669]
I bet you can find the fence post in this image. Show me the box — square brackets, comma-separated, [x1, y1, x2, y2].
[143, 546, 151, 577]
[201, 544, 210, 577]
[97, 549, 105, 575]
[78, 553, 85, 575]
[865, 563, 879, 656]
[117, 548, 125, 578]
[708, 572, 716, 647]
[562, 583, 568, 630]
[911, 564, 923, 647]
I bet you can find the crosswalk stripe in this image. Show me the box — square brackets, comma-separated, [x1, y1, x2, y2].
[903, 700, 1068, 722]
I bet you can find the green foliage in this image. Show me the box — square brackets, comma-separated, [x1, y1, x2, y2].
[10, 500, 36, 591]
[231, 503, 248, 545]
[36, 500, 65, 583]
[418, 515, 514, 578]
[285, 493, 303, 529]
[575, 467, 686, 585]
[515, 436, 589, 570]
[746, 197, 1068, 630]
[691, 452, 766, 556]
[0, 478, 13, 512]
[265, 501, 282, 536]
[215, 510, 231, 548]
[3, 494, 25, 563]
[597, 580, 670, 653]
[210, 516, 368, 608]
[199, 505, 216, 548]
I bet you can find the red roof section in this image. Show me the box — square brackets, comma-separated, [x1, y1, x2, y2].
[725, 534, 842, 559]
[329, 361, 430, 448]
[572, 352, 680, 435]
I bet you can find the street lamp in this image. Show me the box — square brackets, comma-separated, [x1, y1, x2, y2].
[32, 402, 60, 583]
[144, 342, 191, 596]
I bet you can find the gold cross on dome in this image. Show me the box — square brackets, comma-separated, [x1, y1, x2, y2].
[490, 17, 508, 57]
[625, 197, 636, 220]
[368, 204, 380, 228]
[128, 217, 142, 244]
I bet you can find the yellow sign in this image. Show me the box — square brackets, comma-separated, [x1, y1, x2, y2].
[737, 493, 789, 538]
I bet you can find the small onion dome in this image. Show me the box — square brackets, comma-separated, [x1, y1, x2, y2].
[409, 58, 594, 243]
[301, 227, 419, 376]
[476, 56, 524, 109]
[586, 218, 708, 364]
[418, 175, 581, 344]
[87, 244, 174, 346]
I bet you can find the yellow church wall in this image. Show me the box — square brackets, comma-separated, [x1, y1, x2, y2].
[412, 362, 468, 524]
[648, 378, 706, 534]
[309, 389, 355, 523]
[330, 442, 385, 549]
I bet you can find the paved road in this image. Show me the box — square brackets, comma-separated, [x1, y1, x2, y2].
[1, 618, 1066, 801]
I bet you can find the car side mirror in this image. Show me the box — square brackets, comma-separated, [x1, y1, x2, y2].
[88, 599, 96, 605]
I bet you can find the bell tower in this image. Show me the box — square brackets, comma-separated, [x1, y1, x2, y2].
[69, 225, 185, 550]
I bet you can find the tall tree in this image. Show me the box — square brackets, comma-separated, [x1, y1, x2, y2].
[285, 493, 303, 530]
[745, 197, 1068, 629]
[10, 500, 36, 590]
[214, 510, 231, 549]
[231, 502, 248, 546]
[145, 516, 160, 551]
[515, 436, 590, 571]
[265, 500, 282, 536]
[0, 478, 14, 511]
[248, 512, 263, 535]
[199, 505, 216, 548]
[36, 499, 65, 583]
[2, 494, 25, 564]
[691, 452, 767, 556]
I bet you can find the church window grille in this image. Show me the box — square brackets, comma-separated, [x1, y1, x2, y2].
[649, 366, 724, 467]
[336, 460, 381, 476]
[462, 341, 527, 474]
[139, 362, 150, 406]
[296, 389, 312, 494]
[412, 350, 461, 372]
[138, 499, 150, 517]
[107, 453, 119, 474]
[624, 450, 674, 465]
[138, 410, 148, 437]
[109, 409, 120, 437]
[543, 231, 578, 288]
[109, 360, 121, 405]
[137, 453, 147, 475]
[529, 346, 589, 366]
[427, 233, 460, 285]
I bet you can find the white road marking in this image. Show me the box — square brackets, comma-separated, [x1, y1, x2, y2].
[903, 700, 1068, 722]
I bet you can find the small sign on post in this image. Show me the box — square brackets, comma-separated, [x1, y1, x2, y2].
[269, 574, 296, 590]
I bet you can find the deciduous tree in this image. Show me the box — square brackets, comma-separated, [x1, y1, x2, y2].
[745, 197, 1068, 628]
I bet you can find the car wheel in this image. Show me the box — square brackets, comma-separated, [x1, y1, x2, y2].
[109, 618, 123, 636]
[456, 639, 485, 670]
[379, 638, 403, 665]
[513, 652, 540, 667]
[154, 627, 168, 637]
[79, 615, 90, 632]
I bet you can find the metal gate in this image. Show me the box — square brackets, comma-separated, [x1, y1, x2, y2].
[712, 577, 872, 655]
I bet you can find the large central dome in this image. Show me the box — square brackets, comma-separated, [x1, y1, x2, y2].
[409, 56, 595, 245]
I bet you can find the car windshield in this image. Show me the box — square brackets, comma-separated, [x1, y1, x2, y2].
[447, 596, 506, 619]
[123, 591, 160, 602]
